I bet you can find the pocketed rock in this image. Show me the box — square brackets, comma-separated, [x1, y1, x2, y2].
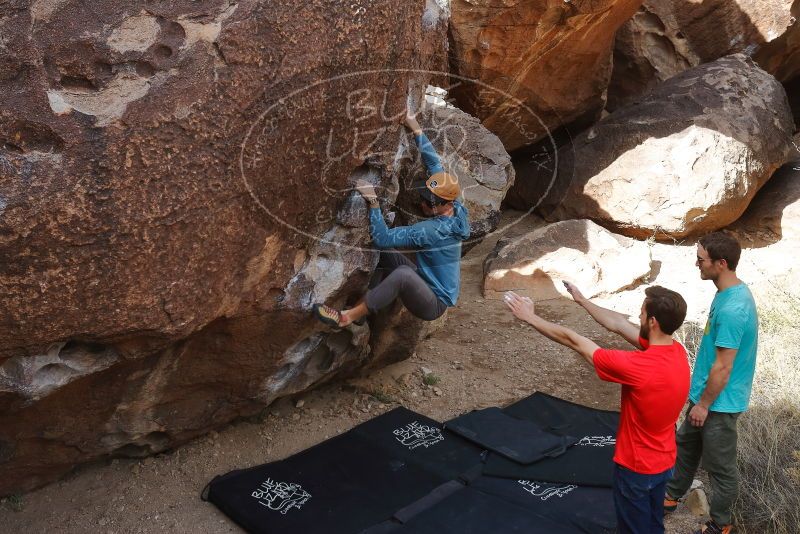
[0, 0, 447, 496]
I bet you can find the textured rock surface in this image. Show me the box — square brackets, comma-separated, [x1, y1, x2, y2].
[396, 100, 515, 244]
[0, 0, 447, 495]
[363, 303, 448, 373]
[733, 141, 800, 242]
[531, 55, 794, 240]
[608, 0, 800, 110]
[448, 0, 643, 151]
[483, 219, 652, 301]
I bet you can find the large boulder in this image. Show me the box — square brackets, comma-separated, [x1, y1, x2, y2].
[483, 219, 652, 301]
[608, 0, 800, 110]
[0, 0, 447, 495]
[526, 54, 794, 240]
[448, 0, 643, 151]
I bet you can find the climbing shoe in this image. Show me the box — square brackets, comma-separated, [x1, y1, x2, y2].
[313, 303, 343, 328]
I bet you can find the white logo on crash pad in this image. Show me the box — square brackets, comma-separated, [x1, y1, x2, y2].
[577, 435, 616, 447]
[518, 480, 577, 501]
[252, 478, 311, 514]
[393, 421, 444, 450]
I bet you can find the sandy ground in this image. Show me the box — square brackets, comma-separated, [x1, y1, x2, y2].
[3, 209, 791, 534]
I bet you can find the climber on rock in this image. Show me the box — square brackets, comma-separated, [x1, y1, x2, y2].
[313, 111, 470, 328]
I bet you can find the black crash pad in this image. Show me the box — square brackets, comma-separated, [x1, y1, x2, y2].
[482, 392, 620, 487]
[469, 476, 616, 533]
[360, 484, 584, 534]
[445, 407, 576, 464]
[205, 407, 484, 534]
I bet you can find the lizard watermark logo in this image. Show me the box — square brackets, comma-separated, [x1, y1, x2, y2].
[238, 69, 561, 253]
[577, 435, 616, 447]
[251, 478, 311, 514]
[392, 420, 445, 450]
[518, 480, 578, 501]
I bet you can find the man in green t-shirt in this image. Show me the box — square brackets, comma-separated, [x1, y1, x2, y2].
[664, 231, 758, 534]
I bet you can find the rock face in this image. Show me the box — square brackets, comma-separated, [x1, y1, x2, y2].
[733, 144, 800, 242]
[0, 0, 448, 495]
[608, 0, 800, 110]
[531, 55, 794, 240]
[396, 100, 515, 244]
[448, 0, 643, 151]
[483, 219, 652, 301]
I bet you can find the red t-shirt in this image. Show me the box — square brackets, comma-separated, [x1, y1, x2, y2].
[592, 337, 690, 474]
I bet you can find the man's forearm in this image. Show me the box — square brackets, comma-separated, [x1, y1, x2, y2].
[526, 315, 593, 365]
[577, 297, 628, 333]
[698, 364, 731, 408]
[573, 295, 641, 348]
[404, 117, 423, 135]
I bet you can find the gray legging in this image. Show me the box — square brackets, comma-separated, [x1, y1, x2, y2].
[365, 251, 448, 321]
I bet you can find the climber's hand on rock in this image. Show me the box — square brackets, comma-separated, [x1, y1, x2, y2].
[403, 110, 423, 135]
[355, 179, 377, 201]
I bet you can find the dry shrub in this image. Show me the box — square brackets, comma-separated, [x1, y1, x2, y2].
[734, 288, 800, 534]
[734, 401, 800, 533]
[733, 286, 800, 533]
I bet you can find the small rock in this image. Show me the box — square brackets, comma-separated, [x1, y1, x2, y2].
[295, 400, 305, 409]
[420, 366, 433, 377]
[291, 413, 301, 421]
[686, 488, 710, 516]
[432, 387, 443, 396]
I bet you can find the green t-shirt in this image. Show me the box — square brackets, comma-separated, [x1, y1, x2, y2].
[689, 283, 758, 413]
